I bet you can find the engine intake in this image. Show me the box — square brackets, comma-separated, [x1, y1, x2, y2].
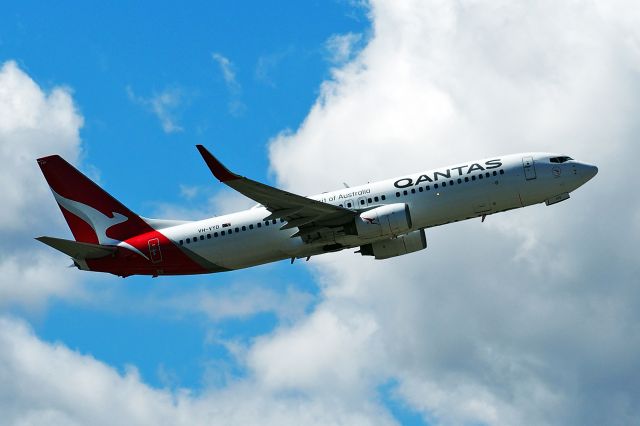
[355, 203, 412, 239]
[359, 229, 427, 260]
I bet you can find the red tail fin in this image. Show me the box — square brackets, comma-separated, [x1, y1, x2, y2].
[37, 155, 153, 244]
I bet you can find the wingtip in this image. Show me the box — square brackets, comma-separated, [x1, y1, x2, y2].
[196, 145, 240, 182]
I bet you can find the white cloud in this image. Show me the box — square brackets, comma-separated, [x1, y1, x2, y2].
[0, 61, 82, 233]
[263, 0, 640, 424]
[212, 53, 240, 93]
[126, 86, 184, 133]
[0, 60, 85, 309]
[179, 184, 200, 200]
[150, 187, 256, 220]
[212, 53, 246, 116]
[325, 32, 363, 64]
[255, 48, 293, 87]
[0, 316, 396, 426]
[140, 282, 313, 324]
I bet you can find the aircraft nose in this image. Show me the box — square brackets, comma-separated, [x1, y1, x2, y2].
[581, 163, 598, 181]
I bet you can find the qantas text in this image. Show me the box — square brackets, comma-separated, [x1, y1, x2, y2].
[393, 159, 502, 188]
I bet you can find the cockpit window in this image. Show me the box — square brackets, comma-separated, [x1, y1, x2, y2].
[550, 156, 573, 163]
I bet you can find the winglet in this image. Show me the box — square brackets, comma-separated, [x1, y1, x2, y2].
[196, 145, 241, 182]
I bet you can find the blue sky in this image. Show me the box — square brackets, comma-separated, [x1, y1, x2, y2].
[2, 1, 640, 425]
[2, 1, 366, 198]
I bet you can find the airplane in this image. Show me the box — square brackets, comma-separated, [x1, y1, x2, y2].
[35, 146, 598, 277]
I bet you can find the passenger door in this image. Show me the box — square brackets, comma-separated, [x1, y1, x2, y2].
[522, 156, 537, 180]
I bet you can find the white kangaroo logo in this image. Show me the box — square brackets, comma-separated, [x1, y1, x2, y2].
[50, 189, 150, 260]
[52, 189, 129, 245]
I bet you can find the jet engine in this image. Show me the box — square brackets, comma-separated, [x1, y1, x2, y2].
[358, 229, 427, 260]
[354, 203, 412, 239]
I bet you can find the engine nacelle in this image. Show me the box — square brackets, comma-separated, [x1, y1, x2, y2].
[359, 229, 427, 260]
[355, 203, 412, 239]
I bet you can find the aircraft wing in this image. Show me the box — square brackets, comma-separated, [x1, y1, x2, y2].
[196, 145, 357, 237]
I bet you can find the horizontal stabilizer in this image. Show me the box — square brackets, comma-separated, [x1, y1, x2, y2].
[36, 236, 116, 260]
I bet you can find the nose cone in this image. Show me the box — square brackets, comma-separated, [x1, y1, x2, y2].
[585, 164, 598, 180]
[579, 163, 598, 183]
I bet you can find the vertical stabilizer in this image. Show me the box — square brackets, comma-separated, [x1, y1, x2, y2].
[37, 155, 153, 244]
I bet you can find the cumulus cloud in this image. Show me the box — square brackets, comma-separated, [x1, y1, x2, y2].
[139, 282, 313, 324]
[0, 316, 396, 426]
[126, 86, 184, 133]
[0, 60, 85, 309]
[265, 0, 640, 424]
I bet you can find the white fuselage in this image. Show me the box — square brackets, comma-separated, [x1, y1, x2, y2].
[160, 152, 597, 270]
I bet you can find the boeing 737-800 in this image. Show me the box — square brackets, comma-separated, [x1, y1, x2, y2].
[36, 146, 597, 277]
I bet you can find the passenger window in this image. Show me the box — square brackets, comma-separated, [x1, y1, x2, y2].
[403, 190, 408, 196]
[418, 187, 423, 192]
[200, 235, 205, 240]
[457, 178, 462, 184]
[257, 223, 262, 228]
[472, 175, 476, 181]
[449, 180, 454, 185]
[339, 204, 343, 207]
[478, 174, 483, 179]
[207, 234, 211, 239]
[179, 240, 183, 245]
[485, 172, 490, 178]
[426, 186, 430, 191]
[411, 188, 416, 194]
[272, 219, 277, 224]
[249, 224, 253, 230]
[499, 169, 504, 175]
[464, 177, 469, 182]
[280, 218, 284, 223]
[374, 196, 379, 202]
[434, 183, 439, 189]
[265, 221, 269, 226]
[381, 195, 386, 200]
[221, 231, 225, 236]
[347, 202, 352, 208]
[442, 182, 446, 187]
[367, 198, 372, 203]
[228, 229, 233, 234]
[396, 192, 400, 197]
[242, 226, 246, 231]
[492, 171, 497, 176]
[214, 232, 218, 237]
[186, 238, 190, 243]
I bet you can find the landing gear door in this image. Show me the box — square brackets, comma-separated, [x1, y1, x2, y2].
[522, 156, 537, 180]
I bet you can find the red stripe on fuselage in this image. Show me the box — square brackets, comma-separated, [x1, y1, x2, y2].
[86, 229, 211, 276]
